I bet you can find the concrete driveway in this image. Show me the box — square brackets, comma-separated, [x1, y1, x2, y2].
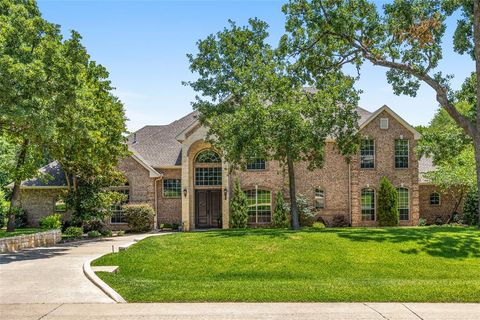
[0, 233, 157, 304]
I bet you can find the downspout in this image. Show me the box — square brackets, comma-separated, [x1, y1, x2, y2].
[348, 163, 352, 226]
[154, 178, 162, 229]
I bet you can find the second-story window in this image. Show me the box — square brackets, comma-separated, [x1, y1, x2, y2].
[360, 139, 375, 169]
[246, 158, 266, 171]
[395, 139, 409, 168]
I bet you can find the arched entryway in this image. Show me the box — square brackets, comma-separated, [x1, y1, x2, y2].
[194, 149, 223, 228]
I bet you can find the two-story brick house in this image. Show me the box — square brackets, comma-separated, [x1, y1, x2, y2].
[17, 105, 462, 229]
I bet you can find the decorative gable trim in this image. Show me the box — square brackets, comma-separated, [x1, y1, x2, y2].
[129, 148, 162, 178]
[360, 105, 421, 140]
[176, 119, 201, 142]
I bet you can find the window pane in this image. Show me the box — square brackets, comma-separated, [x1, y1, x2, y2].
[430, 193, 440, 205]
[110, 188, 129, 223]
[397, 187, 409, 220]
[163, 179, 181, 198]
[195, 150, 221, 163]
[246, 159, 266, 170]
[361, 188, 375, 221]
[315, 188, 325, 209]
[395, 139, 409, 168]
[195, 167, 222, 186]
[244, 189, 271, 224]
[360, 139, 375, 169]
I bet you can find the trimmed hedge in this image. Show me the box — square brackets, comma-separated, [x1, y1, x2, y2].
[123, 203, 155, 232]
[377, 177, 399, 226]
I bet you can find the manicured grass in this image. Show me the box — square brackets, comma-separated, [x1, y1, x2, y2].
[93, 227, 480, 302]
[0, 228, 45, 238]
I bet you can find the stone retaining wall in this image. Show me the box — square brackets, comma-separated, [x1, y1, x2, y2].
[0, 229, 61, 253]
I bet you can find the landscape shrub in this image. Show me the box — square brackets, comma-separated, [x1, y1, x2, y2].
[83, 219, 109, 233]
[101, 229, 113, 237]
[64, 226, 84, 238]
[14, 207, 28, 228]
[123, 203, 155, 232]
[230, 178, 249, 228]
[312, 221, 325, 229]
[0, 188, 9, 228]
[377, 177, 399, 226]
[117, 230, 125, 236]
[40, 214, 62, 229]
[296, 194, 315, 227]
[463, 189, 479, 226]
[327, 214, 350, 227]
[273, 191, 290, 228]
[418, 218, 427, 226]
[88, 230, 101, 238]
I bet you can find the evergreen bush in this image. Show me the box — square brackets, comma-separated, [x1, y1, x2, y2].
[273, 191, 290, 228]
[230, 178, 249, 228]
[463, 189, 479, 226]
[377, 177, 399, 226]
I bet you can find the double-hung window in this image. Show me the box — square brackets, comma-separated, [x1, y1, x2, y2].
[163, 179, 181, 198]
[245, 188, 272, 223]
[395, 139, 409, 168]
[360, 139, 375, 169]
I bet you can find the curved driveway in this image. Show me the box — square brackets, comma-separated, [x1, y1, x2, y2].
[0, 233, 157, 304]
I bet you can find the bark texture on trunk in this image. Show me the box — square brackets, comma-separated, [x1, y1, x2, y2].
[473, 0, 480, 228]
[287, 155, 300, 230]
[6, 139, 29, 232]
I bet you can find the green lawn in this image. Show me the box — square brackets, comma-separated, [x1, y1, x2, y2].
[0, 228, 44, 238]
[93, 227, 480, 302]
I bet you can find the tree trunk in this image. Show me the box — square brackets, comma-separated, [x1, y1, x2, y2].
[287, 155, 300, 230]
[474, 137, 480, 228]
[6, 139, 29, 232]
[473, 0, 480, 229]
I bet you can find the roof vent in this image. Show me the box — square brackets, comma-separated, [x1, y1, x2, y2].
[133, 133, 137, 144]
[380, 118, 389, 129]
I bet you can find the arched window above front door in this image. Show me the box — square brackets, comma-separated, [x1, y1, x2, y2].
[195, 150, 221, 163]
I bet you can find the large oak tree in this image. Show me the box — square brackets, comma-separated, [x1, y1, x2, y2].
[186, 19, 360, 229]
[283, 0, 480, 226]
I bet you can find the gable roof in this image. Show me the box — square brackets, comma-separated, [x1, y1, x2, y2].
[359, 105, 422, 140]
[8, 161, 67, 188]
[128, 111, 199, 167]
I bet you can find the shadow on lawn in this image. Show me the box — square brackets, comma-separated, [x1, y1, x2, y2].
[322, 227, 480, 259]
[204, 227, 480, 259]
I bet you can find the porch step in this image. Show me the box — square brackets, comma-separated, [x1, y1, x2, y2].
[118, 242, 135, 251]
[91, 266, 119, 273]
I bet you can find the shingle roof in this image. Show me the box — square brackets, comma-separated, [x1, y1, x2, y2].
[128, 111, 199, 167]
[17, 161, 67, 187]
[418, 156, 437, 183]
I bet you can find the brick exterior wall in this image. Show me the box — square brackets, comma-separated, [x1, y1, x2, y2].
[156, 168, 182, 224]
[419, 184, 464, 224]
[111, 156, 156, 230]
[351, 110, 420, 226]
[19, 108, 465, 230]
[19, 189, 71, 227]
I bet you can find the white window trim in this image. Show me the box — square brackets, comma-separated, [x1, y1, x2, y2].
[315, 188, 326, 209]
[361, 188, 376, 221]
[360, 139, 375, 169]
[395, 139, 409, 169]
[397, 187, 410, 221]
[429, 192, 441, 206]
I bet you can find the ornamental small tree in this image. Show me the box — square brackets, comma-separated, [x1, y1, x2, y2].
[230, 178, 249, 228]
[273, 191, 290, 228]
[377, 177, 399, 227]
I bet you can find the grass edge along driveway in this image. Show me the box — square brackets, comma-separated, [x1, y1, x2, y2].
[93, 227, 480, 303]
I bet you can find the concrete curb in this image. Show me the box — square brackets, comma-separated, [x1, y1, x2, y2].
[83, 258, 127, 303]
[82, 232, 173, 303]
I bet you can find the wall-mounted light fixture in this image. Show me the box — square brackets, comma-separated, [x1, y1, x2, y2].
[224, 187, 228, 200]
[183, 188, 187, 197]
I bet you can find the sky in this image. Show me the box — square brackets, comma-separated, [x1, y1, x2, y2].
[38, 0, 474, 132]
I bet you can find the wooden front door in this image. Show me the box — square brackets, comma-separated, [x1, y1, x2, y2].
[195, 190, 222, 228]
